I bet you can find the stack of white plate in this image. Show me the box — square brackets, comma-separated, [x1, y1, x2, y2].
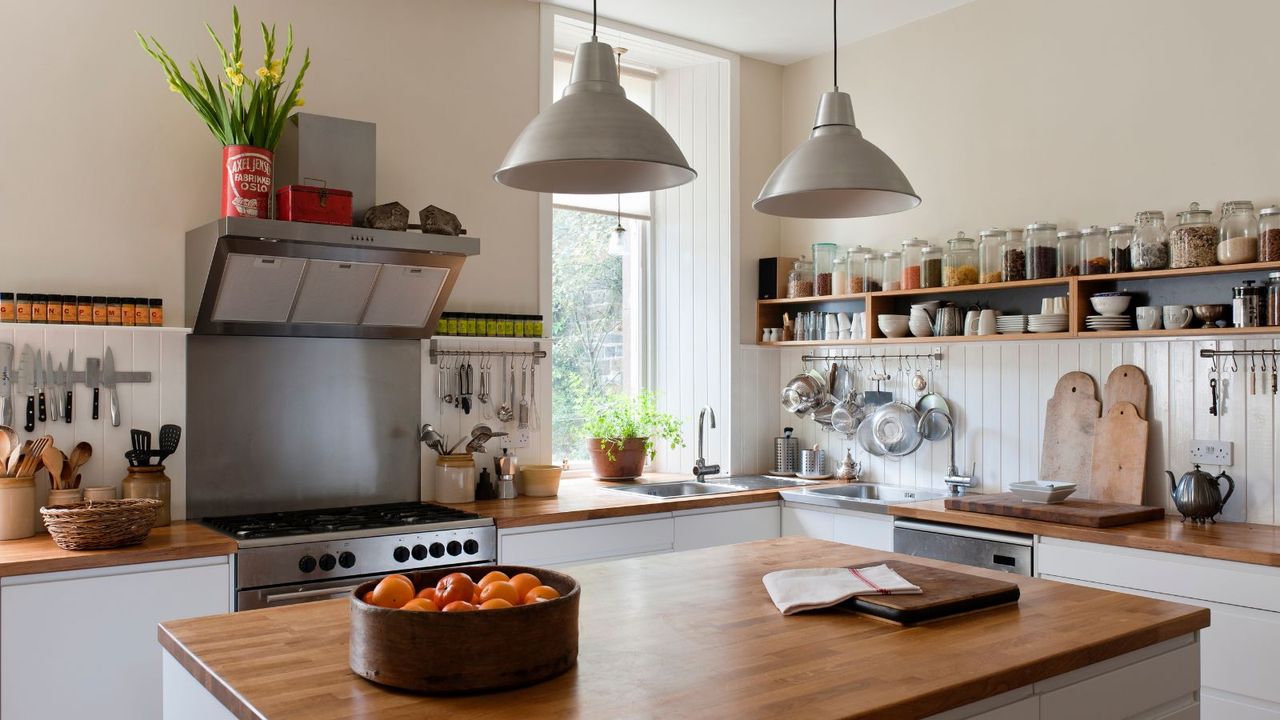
[996, 315, 1026, 333]
[1027, 313, 1068, 333]
[1085, 315, 1133, 331]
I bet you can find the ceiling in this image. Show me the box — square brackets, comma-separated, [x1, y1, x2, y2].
[538, 0, 976, 65]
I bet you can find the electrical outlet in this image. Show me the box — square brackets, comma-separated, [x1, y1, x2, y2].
[1190, 440, 1233, 466]
[500, 428, 531, 450]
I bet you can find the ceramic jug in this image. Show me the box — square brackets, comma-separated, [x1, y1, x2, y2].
[932, 305, 963, 337]
[1166, 464, 1234, 524]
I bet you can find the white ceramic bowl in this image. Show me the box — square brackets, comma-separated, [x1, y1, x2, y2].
[878, 314, 911, 338]
[1090, 295, 1132, 316]
[908, 318, 933, 337]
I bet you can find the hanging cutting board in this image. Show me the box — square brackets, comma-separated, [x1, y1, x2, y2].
[944, 493, 1165, 527]
[845, 561, 1020, 626]
[1090, 401, 1149, 505]
[1103, 365, 1149, 419]
[1040, 372, 1100, 493]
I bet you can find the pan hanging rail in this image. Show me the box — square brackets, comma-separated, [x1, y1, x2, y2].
[428, 340, 546, 366]
[800, 347, 943, 366]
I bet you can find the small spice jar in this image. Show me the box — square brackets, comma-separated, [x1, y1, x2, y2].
[0, 293, 13, 323]
[130, 298, 149, 326]
[900, 238, 926, 290]
[943, 232, 979, 286]
[91, 296, 108, 325]
[121, 298, 135, 326]
[43, 294, 61, 324]
[1024, 222, 1059, 279]
[880, 251, 903, 291]
[1131, 211, 1169, 270]
[14, 294, 32, 323]
[787, 256, 814, 298]
[1056, 230, 1081, 276]
[123, 465, 171, 527]
[1218, 200, 1259, 265]
[1108, 224, 1134, 273]
[1169, 202, 1217, 268]
[60, 295, 76, 324]
[1080, 225, 1109, 274]
[1260, 206, 1280, 262]
[76, 296, 93, 325]
[148, 298, 164, 326]
[978, 229, 1005, 284]
[106, 297, 123, 326]
[30, 294, 46, 323]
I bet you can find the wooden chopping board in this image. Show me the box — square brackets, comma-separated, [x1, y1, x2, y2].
[1090, 401, 1150, 505]
[1040, 371, 1100, 494]
[1103, 364, 1149, 419]
[944, 493, 1165, 527]
[846, 560, 1020, 626]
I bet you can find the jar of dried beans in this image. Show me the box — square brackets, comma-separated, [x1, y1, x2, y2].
[787, 256, 813, 298]
[1001, 233, 1026, 282]
[901, 237, 926, 290]
[1260, 206, 1280, 262]
[943, 232, 979, 286]
[812, 243, 838, 295]
[921, 242, 943, 288]
[1168, 202, 1217, 269]
[978, 229, 1005, 283]
[1218, 200, 1258, 265]
[1130, 211, 1169, 271]
[1056, 229, 1081, 276]
[1024, 222, 1059, 279]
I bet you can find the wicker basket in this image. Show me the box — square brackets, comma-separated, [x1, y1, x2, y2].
[40, 499, 163, 550]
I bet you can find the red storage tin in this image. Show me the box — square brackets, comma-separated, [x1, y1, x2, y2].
[275, 184, 353, 226]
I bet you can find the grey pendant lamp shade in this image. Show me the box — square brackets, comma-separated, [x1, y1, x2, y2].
[494, 29, 696, 193]
[754, 1, 919, 218]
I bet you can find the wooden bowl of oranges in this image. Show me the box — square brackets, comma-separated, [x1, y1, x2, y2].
[349, 565, 580, 693]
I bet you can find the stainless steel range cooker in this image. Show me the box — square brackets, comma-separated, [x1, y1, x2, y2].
[203, 502, 496, 610]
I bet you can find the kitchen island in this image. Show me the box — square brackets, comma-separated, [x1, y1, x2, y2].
[160, 537, 1208, 719]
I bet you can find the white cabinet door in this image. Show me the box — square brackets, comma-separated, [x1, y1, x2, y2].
[781, 506, 834, 540]
[498, 515, 674, 567]
[673, 504, 779, 552]
[832, 511, 894, 551]
[2, 558, 231, 720]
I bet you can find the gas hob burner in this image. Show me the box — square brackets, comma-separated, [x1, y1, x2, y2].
[203, 501, 489, 542]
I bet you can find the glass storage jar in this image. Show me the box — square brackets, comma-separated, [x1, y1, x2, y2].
[787, 256, 813, 298]
[1131, 210, 1169, 270]
[1267, 271, 1280, 326]
[901, 237, 927, 290]
[832, 249, 850, 296]
[1024, 222, 1059, 279]
[1218, 200, 1259, 265]
[813, 242, 838, 295]
[881, 251, 903, 291]
[1168, 201, 1216, 268]
[921, 243, 943, 288]
[978, 229, 1006, 284]
[848, 246, 874, 292]
[1260, 206, 1280, 263]
[1001, 232, 1026, 281]
[1080, 225, 1109, 275]
[1057, 229, 1081, 276]
[1108, 223, 1134, 273]
[943, 232, 980, 286]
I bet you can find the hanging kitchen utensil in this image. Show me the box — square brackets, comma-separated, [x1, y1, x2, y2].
[913, 366, 951, 441]
[155, 424, 182, 465]
[17, 345, 35, 432]
[41, 352, 54, 422]
[63, 350, 73, 423]
[496, 356, 514, 423]
[781, 368, 826, 415]
[518, 363, 530, 430]
[460, 361, 473, 415]
[104, 347, 121, 427]
[862, 372, 893, 407]
[1040, 371, 1100, 495]
[0, 343, 12, 427]
[857, 414, 884, 457]
[85, 356, 102, 421]
[1091, 401, 1149, 505]
[530, 365, 541, 431]
[868, 402, 924, 457]
[1102, 364, 1148, 419]
[34, 349, 46, 424]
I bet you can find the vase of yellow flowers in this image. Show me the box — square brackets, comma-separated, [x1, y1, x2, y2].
[138, 7, 310, 219]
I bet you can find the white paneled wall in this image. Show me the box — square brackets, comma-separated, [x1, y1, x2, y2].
[777, 335, 1280, 525]
[0, 325, 188, 523]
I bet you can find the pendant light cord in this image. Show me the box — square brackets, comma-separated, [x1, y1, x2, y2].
[832, 0, 838, 91]
[593, 0, 598, 40]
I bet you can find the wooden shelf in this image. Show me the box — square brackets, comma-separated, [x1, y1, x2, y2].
[873, 276, 1070, 298]
[1081, 326, 1280, 339]
[869, 331, 1075, 344]
[758, 292, 869, 306]
[1074, 259, 1280, 283]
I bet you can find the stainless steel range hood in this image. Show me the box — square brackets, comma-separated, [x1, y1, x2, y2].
[185, 217, 479, 338]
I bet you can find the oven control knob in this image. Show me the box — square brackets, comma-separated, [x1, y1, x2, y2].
[393, 546, 410, 563]
[298, 555, 317, 573]
[428, 542, 445, 558]
[319, 554, 336, 571]
[463, 539, 479, 555]
[338, 551, 356, 569]
[446, 540, 462, 556]
[411, 544, 428, 561]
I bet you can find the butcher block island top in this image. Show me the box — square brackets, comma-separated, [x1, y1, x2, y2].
[159, 538, 1208, 720]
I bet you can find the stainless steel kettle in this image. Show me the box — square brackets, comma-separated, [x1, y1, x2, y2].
[1167, 464, 1235, 524]
[932, 304, 963, 337]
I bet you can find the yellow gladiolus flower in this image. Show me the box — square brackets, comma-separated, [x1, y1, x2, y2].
[294, 96, 306, 107]
[230, 72, 245, 87]
[256, 66, 269, 78]
[236, 61, 243, 69]
[269, 60, 283, 74]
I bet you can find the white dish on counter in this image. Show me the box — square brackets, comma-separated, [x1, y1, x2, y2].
[796, 472, 834, 481]
[1010, 480, 1077, 504]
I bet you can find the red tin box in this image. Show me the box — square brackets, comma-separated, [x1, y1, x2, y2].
[275, 184, 353, 226]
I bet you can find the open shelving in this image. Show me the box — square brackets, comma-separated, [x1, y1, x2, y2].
[756, 259, 1280, 347]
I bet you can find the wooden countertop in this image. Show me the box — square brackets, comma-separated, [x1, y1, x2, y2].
[0, 521, 236, 578]
[890, 498, 1280, 567]
[159, 538, 1208, 720]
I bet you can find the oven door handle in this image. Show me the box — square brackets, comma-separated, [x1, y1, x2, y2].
[265, 584, 363, 604]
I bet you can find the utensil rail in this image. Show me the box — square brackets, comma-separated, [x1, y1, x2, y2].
[428, 341, 545, 366]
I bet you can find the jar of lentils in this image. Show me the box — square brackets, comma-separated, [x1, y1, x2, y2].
[1168, 202, 1217, 268]
[900, 237, 927, 290]
[1024, 222, 1059, 279]
[978, 229, 1006, 283]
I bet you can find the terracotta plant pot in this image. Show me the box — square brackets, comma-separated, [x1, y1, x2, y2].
[586, 437, 649, 480]
[221, 145, 274, 218]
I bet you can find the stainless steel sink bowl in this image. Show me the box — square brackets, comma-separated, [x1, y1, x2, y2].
[779, 483, 945, 513]
[604, 475, 822, 499]
[716, 475, 823, 490]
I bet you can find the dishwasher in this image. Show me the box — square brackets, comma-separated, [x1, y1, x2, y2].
[892, 518, 1033, 577]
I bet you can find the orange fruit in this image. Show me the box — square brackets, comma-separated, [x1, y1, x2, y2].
[478, 570, 510, 588]
[362, 591, 374, 604]
[524, 585, 560, 604]
[370, 575, 415, 608]
[479, 598, 513, 610]
[442, 600, 477, 612]
[508, 573, 541, 604]
[435, 572, 477, 607]
[479, 581, 519, 606]
[401, 598, 439, 612]
[416, 587, 438, 604]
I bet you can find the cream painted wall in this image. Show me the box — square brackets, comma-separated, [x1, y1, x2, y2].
[0, 0, 541, 318]
[778, 0, 1280, 256]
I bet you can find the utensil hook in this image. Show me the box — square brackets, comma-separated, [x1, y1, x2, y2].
[1229, 355, 1239, 374]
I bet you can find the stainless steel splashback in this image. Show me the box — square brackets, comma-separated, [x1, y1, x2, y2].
[186, 336, 421, 518]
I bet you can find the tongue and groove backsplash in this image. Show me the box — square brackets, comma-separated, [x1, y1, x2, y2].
[778, 335, 1280, 525]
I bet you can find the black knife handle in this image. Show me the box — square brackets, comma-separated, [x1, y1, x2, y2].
[37, 392, 45, 423]
[92, 388, 99, 420]
[64, 391, 72, 423]
[24, 395, 34, 432]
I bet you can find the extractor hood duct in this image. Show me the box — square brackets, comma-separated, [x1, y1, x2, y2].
[185, 217, 479, 339]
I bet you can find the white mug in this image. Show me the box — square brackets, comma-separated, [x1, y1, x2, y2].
[964, 309, 981, 336]
[1052, 296, 1069, 315]
[978, 309, 998, 335]
[1041, 298, 1054, 314]
[1136, 306, 1161, 331]
[1164, 305, 1193, 330]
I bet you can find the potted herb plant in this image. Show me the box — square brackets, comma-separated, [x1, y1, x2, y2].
[582, 391, 684, 480]
[137, 7, 310, 219]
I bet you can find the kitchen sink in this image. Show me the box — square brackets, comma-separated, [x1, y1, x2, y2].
[604, 475, 822, 499]
[779, 483, 945, 513]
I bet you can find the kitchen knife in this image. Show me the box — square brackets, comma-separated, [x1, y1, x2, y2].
[104, 347, 120, 427]
[86, 357, 101, 421]
[45, 352, 58, 422]
[17, 346, 35, 432]
[64, 350, 73, 423]
[34, 350, 46, 423]
[0, 342, 12, 427]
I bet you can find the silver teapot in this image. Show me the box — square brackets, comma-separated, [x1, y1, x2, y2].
[1167, 464, 1235, 524]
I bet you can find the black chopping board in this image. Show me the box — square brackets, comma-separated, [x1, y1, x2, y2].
[843, 560, 1020, 625]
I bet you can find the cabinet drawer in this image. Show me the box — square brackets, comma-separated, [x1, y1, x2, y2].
[781, 506, 834, 541]
[673, 505, 779, 551]
[499, 516, 674, 567]
[833, 511, 893, 551]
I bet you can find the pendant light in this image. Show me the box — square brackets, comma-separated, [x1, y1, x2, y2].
[607, 195, 627, 257]
[495, 1, 696, 194]
[754, 0, 920, 218]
